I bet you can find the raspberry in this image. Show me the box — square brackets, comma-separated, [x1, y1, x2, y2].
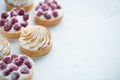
[50, 3, 57, 10]
[23, 13, 29, 21]
[44, 0, 49, 3]
[57, 5, 62, 9]
[52, 0, 57, 4]
[20, 21, 28, 27]
[24, 59, 32, 69]
[0, 18, 5, 26]
[21, 66, 30, 74]
[2, 56, 12, 64]
[44, 13, 51, 19]
[41, 4, 49, 11]
[11, 54, 18, 60]
[14, 58, 23, 66]
[18, 8, 25, 15]
[52, 11, 58, 17]
[39, 2, 43, 6]
[0, 61, 7, 70]
[14, 23, 22, 31]
[37, 11, 43, 17]
[20, 55, 28, 62]
[10, 10, 18, 17]
[1, 12, 8, 19]
[4, 21, 12, 31]
[11, 17, 18, 24]
[3, 69, 11, 76]
[12, 72, 20, 80]
[9, 65, 18, 72]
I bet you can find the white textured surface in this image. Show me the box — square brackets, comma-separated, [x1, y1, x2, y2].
[0, 0, 120, 80]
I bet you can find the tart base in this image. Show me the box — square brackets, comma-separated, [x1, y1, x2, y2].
[35, 16, 63, 27]
[5, 0, 34, 12]
[0, 30, 21, 38]
[24, 70, 33, 80]
[20, 43, 52, 57]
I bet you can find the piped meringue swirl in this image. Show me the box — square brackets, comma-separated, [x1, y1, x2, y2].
[0, 35, 10, 59]
[19, 26, 51, 51]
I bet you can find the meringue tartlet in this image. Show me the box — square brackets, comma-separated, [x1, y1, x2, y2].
[0, 35, 10, 60]
[0, 54, 34, 80]
[35, 0, 63, 26]
[0, 8, 29, 38]
[5, 0, 34, 11]
[19, 25, 52, 57]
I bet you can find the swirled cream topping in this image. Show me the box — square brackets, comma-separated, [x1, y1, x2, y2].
[6, 0, 34, 6]
[0, 35, 10, 59]
[19, 26, 51, 51]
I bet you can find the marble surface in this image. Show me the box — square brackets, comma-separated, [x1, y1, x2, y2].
[0, 0, 120, 80]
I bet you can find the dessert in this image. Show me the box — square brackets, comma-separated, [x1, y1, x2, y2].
[19, 25, 52, 57]
[35, 0, 63, 26]
[0, 35, 10, 60]
[0, 8, 29, 38]
[0, 54, 34, 80]
[5, 0, 34, 11]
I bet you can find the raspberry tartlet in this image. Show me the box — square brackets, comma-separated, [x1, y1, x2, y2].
[35, 0, 63, 26]
[0, 35, 10, 60]
[0, 8, 29, 38]
[5, 0, 34, 11]
[19, 25, 52, 57]
[0, 54, 34, 80]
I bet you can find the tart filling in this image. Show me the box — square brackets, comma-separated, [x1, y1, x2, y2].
[6, 0, 34, 7]
[0, 8, 29, 33]
[0, 54, 33, 80]
[35, 0, 63, 21]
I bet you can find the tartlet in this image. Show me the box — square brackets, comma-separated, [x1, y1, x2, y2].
[19, 25, 52, 57]
[35, 0, 63, 26]
[0, 54, 34, 80]
[0, 8, 29, 38]
[5, 0, 34, 11]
